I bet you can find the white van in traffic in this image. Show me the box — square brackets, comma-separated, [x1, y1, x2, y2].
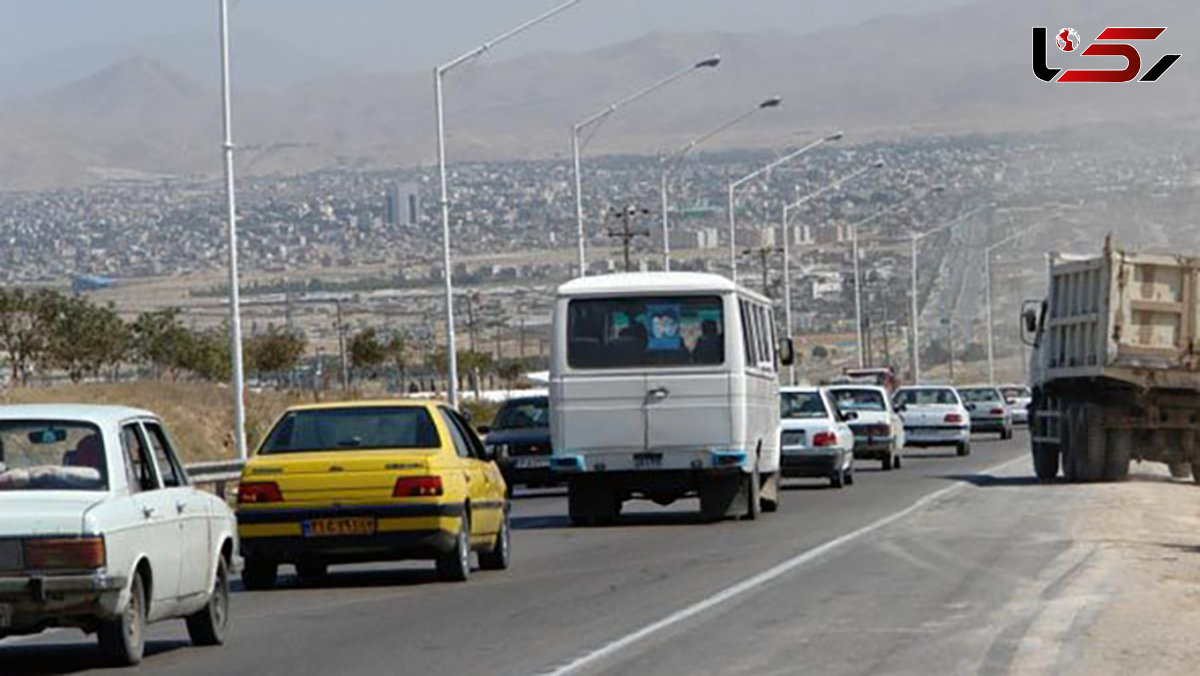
[549, 272, 794, 524]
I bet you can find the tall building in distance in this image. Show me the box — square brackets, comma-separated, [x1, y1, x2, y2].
[385, 183, 420, 228]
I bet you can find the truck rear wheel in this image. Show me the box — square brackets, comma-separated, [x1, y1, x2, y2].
[1032, 442, 1058, 481]
[1169, 462, 1192, 479]
[1080, 404, 1107, 482]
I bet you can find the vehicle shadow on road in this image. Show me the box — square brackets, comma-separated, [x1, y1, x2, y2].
[513, 511, 713, 531]
[232, 567, 441, 593]
[902, 451, 961, 460]
[0, 639, 189, 675]
[780, 482, 839, 492]
[938, 473, 1049, 487]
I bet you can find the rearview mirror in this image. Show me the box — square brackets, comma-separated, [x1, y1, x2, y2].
[965, 402, 977, 411]
[894, 403, 907, 413]
[29, 428, 67, 444]
[476, 425, 491, 436]
[1022, 308, 1038, 334]
[778, 338, 796, 367]
[841, 410, 859, 422]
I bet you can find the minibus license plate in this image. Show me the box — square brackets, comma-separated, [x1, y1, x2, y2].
[633, 453, 663, 469]
[303, 517, 377, 537]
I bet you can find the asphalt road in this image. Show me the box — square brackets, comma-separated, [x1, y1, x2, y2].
[1, 432, 1065, 676]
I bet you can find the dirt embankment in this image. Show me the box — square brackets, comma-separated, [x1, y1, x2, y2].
[1066, 465, 1200, 675]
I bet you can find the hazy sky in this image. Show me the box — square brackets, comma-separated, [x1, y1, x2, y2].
[1, 0, 979, 73]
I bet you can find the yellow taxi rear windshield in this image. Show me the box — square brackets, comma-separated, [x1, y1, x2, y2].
[260, 407, 441, 454]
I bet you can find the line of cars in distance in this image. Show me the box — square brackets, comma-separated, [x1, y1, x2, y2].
[776, 381, 1029, 488]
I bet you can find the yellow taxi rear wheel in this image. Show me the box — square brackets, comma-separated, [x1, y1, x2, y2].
[478, 512, 511, 571]
[436, 515, 471, 582]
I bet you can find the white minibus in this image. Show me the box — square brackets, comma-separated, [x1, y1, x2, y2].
[549, 272, 794, 524]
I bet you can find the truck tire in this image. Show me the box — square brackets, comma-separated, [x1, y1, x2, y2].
[1169, 462, 1192, 479]
[1191, 461, 1200, 485]
[1080, 404, 1107, 482]
[1061, 404, 1079, 482]
[880, 452, 894, 471]
[1103, 428, 1131, 482]
[1032, 442, 1059, 481]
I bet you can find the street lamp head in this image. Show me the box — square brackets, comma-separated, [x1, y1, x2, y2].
[825, 131, 845, 142]
[759, 96, 783, 109]
[695, 54, 721, 69]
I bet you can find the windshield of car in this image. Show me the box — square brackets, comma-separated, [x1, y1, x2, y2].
[999, 386, 1031, 400]
[780, 391, 829, 419]
[958, 388, 1003, 403]
[492, 399, 549, 431]
[568, 296, 725, 369]
[260, 407, 440, 454]
[893, 389, 959, 407]
[830, 388, 887, 412]
[0, 420, 107, 491]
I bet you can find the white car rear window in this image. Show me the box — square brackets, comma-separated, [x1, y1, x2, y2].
[0, 420, 107, 491]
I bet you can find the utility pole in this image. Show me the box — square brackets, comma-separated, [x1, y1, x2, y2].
[336, 300, 349, 392]
[607, 206, 651, 272]
[741, 246, 783, 300]
[519, 317, 527, 360]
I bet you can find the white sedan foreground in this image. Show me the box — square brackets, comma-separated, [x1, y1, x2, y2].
[0, 405, 239, 666]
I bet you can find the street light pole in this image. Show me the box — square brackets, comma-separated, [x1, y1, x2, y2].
[660, 96, 782, 271]
[779, 159, 884, 383]
[908, 204, 988, 383]
[571, 55, 720, 277]
[728, 131, 843, 284]
[849, 186, 945, 368]
[985, 220, 1046, 384]
[433, 0, 583, 407]
[217, 0, 247, 461]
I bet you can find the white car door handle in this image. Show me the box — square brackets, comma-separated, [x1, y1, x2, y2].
[142, 507, 156, 519]
[176, 502, 187, 514]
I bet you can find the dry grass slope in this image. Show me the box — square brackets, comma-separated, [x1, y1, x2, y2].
[0, 381, 317, 463]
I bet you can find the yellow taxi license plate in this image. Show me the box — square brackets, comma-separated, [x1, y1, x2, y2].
[302, 517, 377, 537]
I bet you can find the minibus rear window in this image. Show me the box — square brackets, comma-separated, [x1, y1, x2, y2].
[568, 296, 724, 368]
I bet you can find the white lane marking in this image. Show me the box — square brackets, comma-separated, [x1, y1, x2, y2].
[539, 455, 1028, 676]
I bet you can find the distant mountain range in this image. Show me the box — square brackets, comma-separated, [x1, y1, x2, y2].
[2, 0, 1196, 190]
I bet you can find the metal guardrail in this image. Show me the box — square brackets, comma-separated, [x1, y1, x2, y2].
[185, 459, 246, 500]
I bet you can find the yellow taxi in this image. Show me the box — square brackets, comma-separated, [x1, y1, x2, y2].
[235, 400, 509, 587]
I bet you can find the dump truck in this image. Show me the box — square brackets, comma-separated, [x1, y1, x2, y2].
[1023, 238, 1200, 482]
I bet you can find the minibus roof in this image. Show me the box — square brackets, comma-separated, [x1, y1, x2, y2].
[556, 272, 768, 303]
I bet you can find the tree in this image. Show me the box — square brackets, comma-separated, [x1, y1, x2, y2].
[245, 327, 307, 382]
[131, 308, 193, 380]
[0, 288, 64, 385]
[348, 328, 386, 380]
[496, 359, 525, 391]
[45, 298, 130, 383]
[383, 332, 409, 389]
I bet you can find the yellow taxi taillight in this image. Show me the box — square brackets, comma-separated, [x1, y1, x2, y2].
[23, 537, 106, 571]
[393, 476, 444, 497]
